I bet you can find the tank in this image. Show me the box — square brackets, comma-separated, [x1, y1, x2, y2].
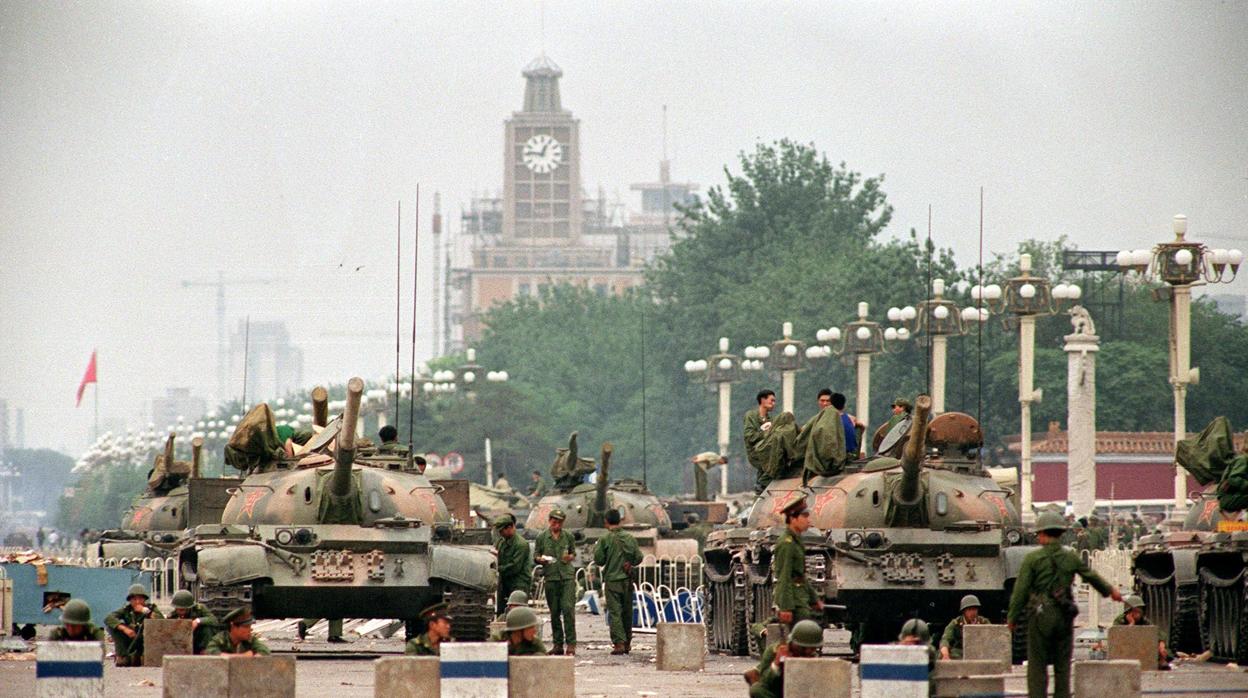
[176, 378, 498, 638]
[703, 395, 1030, 656]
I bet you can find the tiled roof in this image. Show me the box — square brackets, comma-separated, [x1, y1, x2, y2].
[1005, 423, 1247, 454]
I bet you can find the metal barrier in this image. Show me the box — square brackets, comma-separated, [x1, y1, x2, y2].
[579, 555, 706, 630]
[1074, 548, 1135, 627]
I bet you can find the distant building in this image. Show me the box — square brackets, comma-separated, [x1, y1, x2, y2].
[0, 399, 8, 458]
[150, 388, 207, 435]
[228, 320, 304, 402]
[12, 407, 23, 449]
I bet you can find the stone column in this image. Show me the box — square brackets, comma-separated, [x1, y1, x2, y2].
[1064, 306, 1100, 518]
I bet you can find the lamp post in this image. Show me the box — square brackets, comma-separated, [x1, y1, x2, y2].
[744, 322, 805, 413]
[684, 337, 741, 497]
[888, 279, 987, 414]
[425, 348, 510, 399]
[807, 302, 905, 436]
[1117, 215, 1242, 518]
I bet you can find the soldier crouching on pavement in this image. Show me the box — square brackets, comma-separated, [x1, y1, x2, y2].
[504, 607, 547, 656]
[167, 589, 218, 654]
[744, 619, 822, 698]
[1113, 594, 1171, 670]
[406, 606, 453, 655]
[50, 599, 105, 642]
[105, 584, 163, 666]
[205, 607, 270, 656]
[939, 594, 992, 660]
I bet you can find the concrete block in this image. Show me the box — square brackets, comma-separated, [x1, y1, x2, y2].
[227, 655, 296, 698]
[373, 657, 440, 698]
[782, 657, 852, 698]
[931, 659, 1009, 678]
[931, 660, 1007, 698]
[1107, 625, 1160, 669]
[962, 624, 1012, 665]
[508, 656, 574, 698]
[143, 618, 194, 667]
[860, 644, 929, 698]
[440, 642, 507, 698]
[37, 641, 104, 698]
[163, 655, 228, 698]
[1073, 659, 1141, 698]
[655, 622, 705, 671]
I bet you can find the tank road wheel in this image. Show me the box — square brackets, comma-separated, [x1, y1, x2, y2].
[445, 585, 494, 642]
[1199, 568, 1245, 662]
[704, 560, 749, 655]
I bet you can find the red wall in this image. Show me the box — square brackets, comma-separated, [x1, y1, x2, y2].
[1032, 460, 1204, 503]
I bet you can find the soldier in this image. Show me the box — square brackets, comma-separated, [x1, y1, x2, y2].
[504, 606, 546, 656]
[528, 470, 548, 498]
[939, 594, 992, 660]
[49, 599, 105, 642]
[105, 583, 164, 666]
[1008, 511, 1122, 698]
[744, 619, 822, 698]
[886, 397, 912, 430]
[773, 496, 821, 628]
[1113, 595, 1171, 669]
[406, 606, 453, 655]
[690, 451, 726, 502]
[376, 425, 407, 454]
[744, 389, 777, 493]
[896, 618, 937, 691]
[494, 513, 532, 615]
[535, 507, 577, 655]
[167, 590, 218, 654]
[490, 590, 532, 641]
[205, 607, 270, 656]
[593, 508, 643, 655]
[297, 618, 345, 643]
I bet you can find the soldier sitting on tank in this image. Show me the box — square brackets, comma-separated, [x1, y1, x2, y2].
[887, 397, 912, 429]
[528, 470, 548, 498]
[406, 606, 453, 655]
[205, 607, 269, 656]
[50, 599, 105, 642]
[744, 619, 822, 698]
[105, 584, 164, 666]
[830, 393, 864, 460]
[1113, 595, 1171, 670]
[503, 606, 547, 656]
[374, 425, 408, 455]
[167, 590, 218, 654]
[939, 594, 992, 660]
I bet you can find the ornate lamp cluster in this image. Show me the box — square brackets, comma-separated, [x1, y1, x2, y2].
[424, 348, 510, 394]
[808, 303, 906, 360]
[1116, 215, 1241, 284]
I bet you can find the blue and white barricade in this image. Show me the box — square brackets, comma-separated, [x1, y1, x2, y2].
[859, 644, 929, 698]
[36, 641, 105, 698]
[439, 642, 507, 698]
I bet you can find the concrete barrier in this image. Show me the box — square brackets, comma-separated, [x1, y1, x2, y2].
[931, 659, 1007, 697]
[1073, 659, 1141, 698]
[859, 644, 929, 698]
[143, 618, 194, 667]
[962, 624, 1012, 665]
[1107, 625, 1159, 669]
[37, 641, 104, 698]
[782, 657, 852, 698]
[440, 642, 508, 698]
[374, 657, 440, 698]
[227, 655, 296, 698]
[509, 656, 574, 698]
[163, 655, 228, 698]
[655, 622, 705, 671]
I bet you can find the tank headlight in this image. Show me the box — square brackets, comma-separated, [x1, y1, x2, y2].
[293, 528, 314, 546]
[1005, 529, 1022, 545]
[275, 529, 293, 545]
[865, 532, 884, 548]
[846, 532, 864, 548]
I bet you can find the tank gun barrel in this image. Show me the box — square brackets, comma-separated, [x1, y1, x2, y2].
[330, 378, 364, 497]
[311, 386, 329, 428]
[191, 436, 204, 479]
[897, 395, 932, 505]
[593, 442, 613, 526]
[156, 433, 175, 478]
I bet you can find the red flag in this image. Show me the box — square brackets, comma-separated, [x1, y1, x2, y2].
[76, 350, 97, 407]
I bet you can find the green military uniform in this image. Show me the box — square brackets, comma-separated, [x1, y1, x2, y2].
[1008, 537, 1114, 698]
[535, 521, 577, 648]
[171, 603, 219, 654]
[404, 631, 441, 655]
[49, 624, 106, 642]
[749, 640, 783, 698]
[104, 599, 164, 664]
[529, 476, 548, 498]
[743, 409, 773, 493]
[1113, 606, 1170, 667]
[494, 516, 532, 615]
[593, 526, 643, 648]
[299, 618, 344, 641]
[772, 529, 818, 624]
[508, 636, 547, 656]
[939, 615, 992, 659]
[204, 631, 270, 655]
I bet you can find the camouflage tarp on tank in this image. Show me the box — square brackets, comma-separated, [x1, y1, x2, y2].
[224, 404, 285, 472]
[1176, 416, 1237, 486]
[799, 408, 848, 478]
[316, 468, 364, 524]
[552, 432, 596, 490]
[751, 412, 803, 479]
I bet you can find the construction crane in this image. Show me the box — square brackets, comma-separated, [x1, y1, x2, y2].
[182, 272, 275, 403]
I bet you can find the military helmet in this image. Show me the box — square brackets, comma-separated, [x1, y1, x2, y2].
[548, 508, 566, 522]
[1124, 594, 1145, 610]
[788, 620, 823, 648]
[899, 618, 930, 643]
[126, 584, 150, 600]
[959, 594, 982, 612]
[1036, 511, 1068, 534]
[505, 606, 539, 632]
[171, 590, 195, 609]
[61, 599, 91, 625]
[507, 590, 530, 607]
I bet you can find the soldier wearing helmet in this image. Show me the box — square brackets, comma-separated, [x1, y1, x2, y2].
[1112, 594, 1171, 669]
[939, 594, 993, 660]
[50, 599, 105, 642]
[493, 512, 532, 616]
[504, 606, 546, 656]
[744, 619, 822, 698]
[490, 590, 534, 641]
[1008, 511, 1122, 698]
[167, 589, 218, 654]
[534, 507, 577, 655]
[104, 583, 164, 666]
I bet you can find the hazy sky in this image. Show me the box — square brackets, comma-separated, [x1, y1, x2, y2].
[2, 1, 1246, 454]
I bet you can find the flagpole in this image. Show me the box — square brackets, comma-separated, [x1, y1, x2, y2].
[93, 352, 99, 440]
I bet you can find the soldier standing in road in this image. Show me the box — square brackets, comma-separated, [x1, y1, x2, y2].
[744, 389, 777, 493]
[204, 607, 270, 656]
[405, 606, 453, 656]
[773, 496, 821, 628]
[744, 619, 822, 698]
[494, 513, 532, 615]
[49, 599, 106, 642]
[167, 589, 218, 654]
[105, 584, 164, 666]
[1008, 511, 1122, 698]
[535, 508, 578, 655]
[939, 594, 992, 660]
[594, 509, 643, 655]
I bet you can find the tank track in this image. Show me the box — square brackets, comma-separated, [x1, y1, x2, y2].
[1171, 582, 1202, 655]
[745, 565, 773, 658]
[445, 584, 495, 642]
[1200, 568, 1244, 662]
[704, 560, 749, 655]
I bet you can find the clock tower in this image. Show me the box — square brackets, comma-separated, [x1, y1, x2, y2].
[503, 54, 582, 243]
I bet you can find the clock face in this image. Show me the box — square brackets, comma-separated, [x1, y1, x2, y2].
[522, 134, 563, 174]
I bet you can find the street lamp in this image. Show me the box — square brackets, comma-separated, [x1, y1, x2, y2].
[425, 348, 510, 398]
[807, 302, 905, 433]
[979, 253, 1081, 523]
[888, 279, 988, 414]
[684, 337, 741, 497]
[744, 322, 805, 413]
[1117, 215, 1242, 518]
